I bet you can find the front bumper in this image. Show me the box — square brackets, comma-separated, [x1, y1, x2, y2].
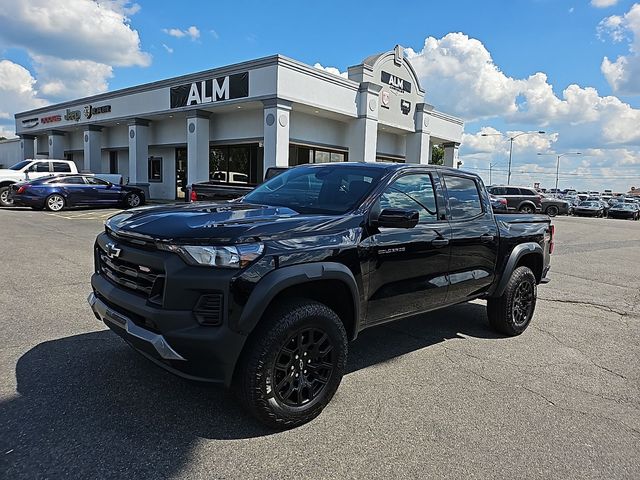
[90, 260, 248, 385]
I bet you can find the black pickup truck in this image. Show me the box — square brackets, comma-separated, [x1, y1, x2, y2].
[88, 163, 553, 429]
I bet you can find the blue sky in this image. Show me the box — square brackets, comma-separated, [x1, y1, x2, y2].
[0, 0, 639, 191]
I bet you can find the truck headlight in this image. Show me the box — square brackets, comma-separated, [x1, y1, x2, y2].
[157, 243, 264, 268]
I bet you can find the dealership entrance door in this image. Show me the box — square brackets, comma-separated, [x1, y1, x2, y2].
[176, 148, 187, 200]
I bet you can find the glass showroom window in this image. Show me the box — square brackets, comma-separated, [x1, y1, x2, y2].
[209, 144, 260, 185]
[148, 156, 163, 183]
[288, 144, 348, 166]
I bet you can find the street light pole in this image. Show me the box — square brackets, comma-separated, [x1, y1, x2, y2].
[537, 151, 582, 194]
[482, 130, 546, 185]
[489, 162, 497, 185]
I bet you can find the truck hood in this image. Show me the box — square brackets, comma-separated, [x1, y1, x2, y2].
[106, 202, 363, 244]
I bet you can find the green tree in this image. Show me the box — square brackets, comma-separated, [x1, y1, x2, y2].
[431, 145, 444, 165]
[0, 136, 7, 141]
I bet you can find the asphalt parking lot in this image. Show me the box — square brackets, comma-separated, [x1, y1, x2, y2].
[1, 209, 639, 479]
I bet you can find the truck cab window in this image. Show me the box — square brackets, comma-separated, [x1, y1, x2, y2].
[444, 175, 483, 220]
[377, 173, 438, 223]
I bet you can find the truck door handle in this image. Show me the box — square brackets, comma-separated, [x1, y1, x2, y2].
[480, 234, 494, 242]
[431, 238, 449, 247]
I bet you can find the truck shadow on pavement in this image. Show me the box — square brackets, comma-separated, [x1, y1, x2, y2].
[1, 302, 496, 478]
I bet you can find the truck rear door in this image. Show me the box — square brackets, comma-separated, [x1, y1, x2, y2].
[441, 173, 499, 302]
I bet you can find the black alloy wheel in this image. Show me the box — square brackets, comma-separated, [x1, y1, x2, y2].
[272, 328, 335, 407]
[235, 299, 347, 429]
[487, 266, 537, 336]
[511, 280, 535, 327]
[546, 205, 558, 217]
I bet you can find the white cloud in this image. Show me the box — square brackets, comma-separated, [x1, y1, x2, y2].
[163, 26, 200, 41]
[599, 3, 640, 94]
[162, 44, 174, 54]
[0, 0, 150, 136]
[31, 55, 113, 99]
[0, 0, 150, 67]
[313, 63, 348, 78]
[406, 32, 640, 147]
[0, 60, 48, 138]
[400, 32, 640, 191]
[210, 29, 219, 39]
[591, 0, 619, 7]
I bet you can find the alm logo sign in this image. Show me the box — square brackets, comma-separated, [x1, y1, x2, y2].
[381, 71, 412, 94]
[170, 72, 249, 108]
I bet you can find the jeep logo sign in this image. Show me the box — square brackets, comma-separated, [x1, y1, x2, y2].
[170, 72, 249, 108]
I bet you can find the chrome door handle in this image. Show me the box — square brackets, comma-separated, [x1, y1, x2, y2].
[431, 238, 449, 247]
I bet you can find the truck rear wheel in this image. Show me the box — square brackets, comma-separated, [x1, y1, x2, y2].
[487, 266, 537, 336]
[234, 299, 348, 429]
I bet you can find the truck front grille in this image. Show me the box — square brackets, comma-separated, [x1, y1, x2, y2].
[97, 248, 164, 301]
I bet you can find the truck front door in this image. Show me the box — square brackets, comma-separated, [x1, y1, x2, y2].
[364, 172, 451, 324]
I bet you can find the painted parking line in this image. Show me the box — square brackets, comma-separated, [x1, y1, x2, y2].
[46, 210, 123, 220]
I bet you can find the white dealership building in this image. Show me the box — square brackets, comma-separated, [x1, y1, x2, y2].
[11, 46, 463, 200]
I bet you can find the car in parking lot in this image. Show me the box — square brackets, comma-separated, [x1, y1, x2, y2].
[573, 200, 605, 217]
[607, 202, 640, 220]
[540, 195, 569, 217]
[10, 174, 145, 211]
[487, 185, 542, 213]
[489, 194, 508, 212]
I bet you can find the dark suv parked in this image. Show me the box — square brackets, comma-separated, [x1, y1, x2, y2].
[487, 186, 542, 213]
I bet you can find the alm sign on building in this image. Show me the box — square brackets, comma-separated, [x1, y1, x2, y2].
[170, 72, 249, 108]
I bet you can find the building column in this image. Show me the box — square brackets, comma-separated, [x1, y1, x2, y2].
[262, 99, 291, 169]
[127, 118, 150, 184]
[83, 126, 102, 173]
[443, 142, 460, 168]
[19, 134, 35, 160]
[405, 103, 433, 164]
[349, 82, 381, 163]
[186, 110, 211, 185]
[48, 130, 66, 159]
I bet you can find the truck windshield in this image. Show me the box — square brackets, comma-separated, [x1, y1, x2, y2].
[8, 160, 31, 171]
[242, 165, 385, 214]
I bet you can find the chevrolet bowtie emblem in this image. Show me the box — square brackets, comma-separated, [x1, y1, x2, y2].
[105, 242, 121, 259]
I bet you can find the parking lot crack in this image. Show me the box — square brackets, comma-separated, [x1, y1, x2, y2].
[538, 296, 628, 317]
[532, 326, 627, 380]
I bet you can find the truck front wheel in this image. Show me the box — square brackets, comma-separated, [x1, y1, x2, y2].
[487, 266, 537, 336]
[235, 299, 348, 429]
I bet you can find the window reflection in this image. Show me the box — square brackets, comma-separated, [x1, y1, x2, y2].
[378, 173, 438, 223]
[444, 175, 483, 220]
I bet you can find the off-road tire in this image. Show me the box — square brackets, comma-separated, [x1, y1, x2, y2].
[487, 266, 537, 336]
[234, 299, 348, 429]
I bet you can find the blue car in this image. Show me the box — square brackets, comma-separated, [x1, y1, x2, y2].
[10, 174, 145, 211]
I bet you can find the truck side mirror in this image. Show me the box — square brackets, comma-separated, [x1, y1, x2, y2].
[374, 208, 419, 229]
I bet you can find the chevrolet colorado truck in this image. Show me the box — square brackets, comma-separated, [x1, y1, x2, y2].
[88, 163, 553, 429]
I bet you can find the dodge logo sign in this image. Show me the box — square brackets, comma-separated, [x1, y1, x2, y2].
[105, 242, 121, 259]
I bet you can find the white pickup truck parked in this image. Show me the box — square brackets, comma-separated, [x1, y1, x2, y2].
[0, 159, 122, 207]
